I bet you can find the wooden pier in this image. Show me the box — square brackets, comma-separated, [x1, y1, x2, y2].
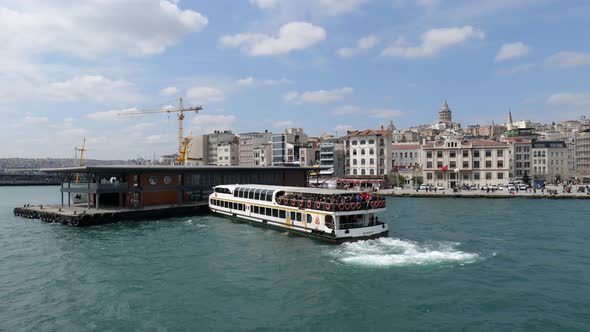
[13, 202, 209, 227]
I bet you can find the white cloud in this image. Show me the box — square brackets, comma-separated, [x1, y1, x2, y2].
[145, 134, 174, 145]
[369, 109, 403, 118]
[87, 107, 140, 121]
[160, 86, 178, 96]
[23, 115, 49, 123]
[496, 42, 529, 62]
[547, 92, 590, 107]
[0, 1, 208, 58]
[187, 86, 224, 103]
[332, 105, 361, 115]
[191, 114, 236, 134]
[42, 75, 144, 103]
[235, 77, 291, 87]
[284, 87, 353, 104]
[250, 0, 279, 9]
[273, 120, 295, 127]
[394, 0, 440, 8]
[337, 35, 380, 58]
[220, 22, 326, 56]
[497, 63, 535, 75]
[381, 26, 484, 58]
[335, 124, 353, 132]
[317, 0, 368, 16]
[545, 52, 590, 69]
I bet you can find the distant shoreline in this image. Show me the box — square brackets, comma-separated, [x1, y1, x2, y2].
[384, 192, 590, 199]
[0, 183, 60, 187]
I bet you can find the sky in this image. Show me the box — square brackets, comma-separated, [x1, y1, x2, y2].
[1, 0, 589, 159]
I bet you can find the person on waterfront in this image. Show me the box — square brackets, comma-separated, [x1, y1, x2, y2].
[434, 187, 437, 193]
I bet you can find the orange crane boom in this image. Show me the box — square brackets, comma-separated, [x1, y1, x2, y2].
[118, 98, 202, 155]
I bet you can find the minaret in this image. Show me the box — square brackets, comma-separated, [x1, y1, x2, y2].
[490, 120, 495, 140]
[438, 98, 452, 123]
[507, 108, 514, 130]
[387, 120, 396, 132]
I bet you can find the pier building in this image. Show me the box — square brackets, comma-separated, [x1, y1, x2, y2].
[42, 165, 314, 210]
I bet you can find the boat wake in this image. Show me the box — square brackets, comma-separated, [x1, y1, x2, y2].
[330, 237, 481, 268]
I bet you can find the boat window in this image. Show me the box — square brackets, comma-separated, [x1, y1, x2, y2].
[254, 189, 260, 200]
[307, 214, 312, 223]
[266, 208, 272, 216]
[273, 209, 279, 218]
[261, 190, 268, 201]
[259, 207, 264, 215]
[325, 215, 334, 229]
[248, 189, 254, 199]
[290, 211, 296, 220]
[252, 206, 257, 214]
[296, 213, 302, 221]
[267, 190, 273, 201]
[279, 210, 286, 218]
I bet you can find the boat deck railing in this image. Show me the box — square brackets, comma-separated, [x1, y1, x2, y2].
[276, 197, 386, 212]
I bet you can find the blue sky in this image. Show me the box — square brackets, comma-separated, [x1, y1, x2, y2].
[1, 0, 589, 159]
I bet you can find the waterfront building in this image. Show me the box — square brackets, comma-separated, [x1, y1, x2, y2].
[392, 143, 421, 168]
[344, 129, 392, 177]
[238, 131, 273, 166]
[575, 129, 590, 178]
[531, 141, 569, 183]
[253, 144, 272, 166]
[318, 140, 345, 177]
[206, 131, 236, 166]
[271, 128, 308, 166]
[217, 141, 240, 166]
[299, 146, 318, 167]
[187, 135, 208, 164]
[421, 138, 510, 188]
[159, 154, 177, 165]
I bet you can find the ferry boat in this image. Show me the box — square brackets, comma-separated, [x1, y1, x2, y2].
[208, 184, 388, 243]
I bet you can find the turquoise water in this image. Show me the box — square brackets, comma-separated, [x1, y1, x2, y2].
[1, 186, 589, 331]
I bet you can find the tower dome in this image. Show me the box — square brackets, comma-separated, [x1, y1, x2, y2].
[438, 98, 452, 123]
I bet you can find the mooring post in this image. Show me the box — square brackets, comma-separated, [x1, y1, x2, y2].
[61, 181, 64, 207]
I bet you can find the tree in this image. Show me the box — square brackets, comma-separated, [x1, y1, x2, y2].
[415, 176, 424, 185]
[388, 172, 405, 186]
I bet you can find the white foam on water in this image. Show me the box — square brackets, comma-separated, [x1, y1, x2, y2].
[331, 237, 480, 268]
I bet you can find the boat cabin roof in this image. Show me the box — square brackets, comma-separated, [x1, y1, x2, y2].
[214, 184, 363, 196]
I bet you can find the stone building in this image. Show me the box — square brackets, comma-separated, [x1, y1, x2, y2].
[421, 138, 510, 188]
[344, 129, 392, 177]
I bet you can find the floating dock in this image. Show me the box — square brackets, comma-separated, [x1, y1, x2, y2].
[13, 202, 209, 227]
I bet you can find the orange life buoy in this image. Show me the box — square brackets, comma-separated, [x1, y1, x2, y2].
[277, 197, 282, 204]
[355, 202, 361, 210]
[316, 201, 321, 209]
[326, 203, 331, 210]
[344, 203, 351, 210]
[338, 203, 345, 210]
[299, 200, 304, 207]
[307, 200, 312, 208]
[291, 199, 296, 206]
[380, 200, 385, 207]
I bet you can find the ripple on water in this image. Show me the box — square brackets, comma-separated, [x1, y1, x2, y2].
[330, 237, 481, 268]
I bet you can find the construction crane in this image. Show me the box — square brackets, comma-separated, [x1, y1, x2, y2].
[177, 137, 192, 165]
[74, 138, 87, 184]
[118, 98, 202, 155]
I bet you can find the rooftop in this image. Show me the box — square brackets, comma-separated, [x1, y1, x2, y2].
[42, 165, 322, 174]
[345, 129, 391, 137]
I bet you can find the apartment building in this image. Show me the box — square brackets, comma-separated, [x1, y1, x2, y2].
[344, 129, 392, 176]
[217, 141, 239, 166]
[238, 131, 272, 166]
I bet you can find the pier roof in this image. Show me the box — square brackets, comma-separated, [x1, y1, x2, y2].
[41, 165, 323, 174]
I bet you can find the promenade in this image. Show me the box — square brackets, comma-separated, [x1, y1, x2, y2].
[380, 185, 590, 199]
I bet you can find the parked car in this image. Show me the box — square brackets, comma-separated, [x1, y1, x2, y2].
[490, 185, 498, 190]
[498, 185, 505, 191]
[419, 184, 428, 191]
[436, 185, 445, 191]
[470, 184, 477, 190]
[518, 184, 527, 191]
[507, 184, 516, 191]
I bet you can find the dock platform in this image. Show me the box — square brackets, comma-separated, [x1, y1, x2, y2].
[13, 202, 209, 226]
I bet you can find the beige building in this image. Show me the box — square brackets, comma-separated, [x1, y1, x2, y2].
[238, 131, 273, 166]
[531, 141, 569, 183]
[217, 141, 239, 166]
[422, 138, 510, 188]
[392, 143, 421, 168]
[187, 135, 208, 164]
[253, 144, 272, 166]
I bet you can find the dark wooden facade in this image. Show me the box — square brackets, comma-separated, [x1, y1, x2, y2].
[42, 165, 311, 209]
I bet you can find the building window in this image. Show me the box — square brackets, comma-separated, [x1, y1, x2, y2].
[486, 161, 492, 168]
[437, 151, 443, 158]
[450, 150, 456, 158]
[360, 140, 366, 145]
[496, 150, 503, 157]
[370, 149, 374, 155]
[450, 161, 456, 168]
[463, 173, 469, 180]
[353, 169, 357, 175]
[473, 150, 480, 158]
[379, 149, 384, 156]
[427, 173, 433, 180]
[498, 172, 504, 180]
[497, 160, 504, 168]
[485, 150, 492, 157]
[463, 161, 469, 168]
[437, 173, 443, 180]
[353, 159, 357, 165]
[427, 151, 433, 158]
[352, 140, 358, 145]
[361, 159, 366, 165]
[437, 161, 443, 168]
[463, 150, 469, 158]
[353, 150, 357, 156]
[361, 149, 366, 155]
[427, 161, 433, 168]
[473, 161, 480, 168]
[370, 158, 374, 165]
[486, 172, 492, 180]
[361, 169, 366, 175]
[369, 139, 375, 144]
[370, 169, 375, 175]
[474, 172, 480, 180]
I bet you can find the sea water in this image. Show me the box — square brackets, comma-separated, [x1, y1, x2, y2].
[1, 186, 589, 331]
